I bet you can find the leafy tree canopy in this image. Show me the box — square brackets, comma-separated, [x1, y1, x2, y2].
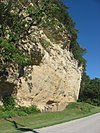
[79, 73, 100, 106]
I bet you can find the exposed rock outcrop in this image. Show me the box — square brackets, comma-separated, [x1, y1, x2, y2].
[16, 41, 82, 111]
[0, 0, 83, 111]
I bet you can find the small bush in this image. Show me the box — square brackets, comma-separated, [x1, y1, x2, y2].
[16, 105, 40, 114]
[1, 110, 17, 118]
[0, 105, 40, 118]
[2, 96, 16, 110]
[0, 106, 3, 111]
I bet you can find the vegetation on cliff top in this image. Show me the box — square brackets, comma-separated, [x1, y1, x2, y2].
[0, 0, 86, 69]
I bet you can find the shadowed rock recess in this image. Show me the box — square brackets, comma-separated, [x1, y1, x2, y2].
[0, 0, 84, 111]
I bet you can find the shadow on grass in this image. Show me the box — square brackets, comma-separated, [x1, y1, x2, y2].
[4, 118, 38, 133]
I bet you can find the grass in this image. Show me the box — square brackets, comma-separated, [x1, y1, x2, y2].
[0, 102, 100, 133]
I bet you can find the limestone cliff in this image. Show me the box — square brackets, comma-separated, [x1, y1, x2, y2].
[0, 0, 84, 111]
[16, 44, 82, 111]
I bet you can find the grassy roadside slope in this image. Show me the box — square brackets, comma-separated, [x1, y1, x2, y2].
[0, 102, 100, 133]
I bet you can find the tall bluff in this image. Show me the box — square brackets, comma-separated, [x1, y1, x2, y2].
[0, 29, 83, 111]
[15, 31, 83, 112]
[0, 0, 84, 111]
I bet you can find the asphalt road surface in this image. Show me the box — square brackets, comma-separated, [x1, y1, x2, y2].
[33, 113, 100, 133]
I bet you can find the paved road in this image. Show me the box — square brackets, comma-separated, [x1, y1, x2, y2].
[33, 113, 100, 133]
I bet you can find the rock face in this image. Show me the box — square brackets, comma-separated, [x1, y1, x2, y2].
[15, 35, 83, 111]
[0, 29, 83, 112]
[0, 0, 83, 111]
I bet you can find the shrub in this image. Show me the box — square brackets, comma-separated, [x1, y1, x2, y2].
[0, 37, 31, 65]
[16, 105, 40, 114]
[1, 110, 17, 118]
[2, 96, 15, 110]
[0, 105, 40, 118]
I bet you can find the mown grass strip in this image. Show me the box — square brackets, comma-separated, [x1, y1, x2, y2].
[0, 102, 100, 133]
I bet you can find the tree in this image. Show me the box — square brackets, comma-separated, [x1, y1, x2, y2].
[79, 73, 100, 106]
[78, 72, 90, 101]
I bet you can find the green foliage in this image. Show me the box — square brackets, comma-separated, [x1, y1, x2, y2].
[79, 73, 100, 106]
[67, 102, 94, 113]
[0, 37, 31, 65]
[0, 1, 42, 67]
[2, 96, 16, 110]
[0, 0, 86, 67]
[16, 105, 40, 114]
[0, 105, 40, 118]
[1, 110, 17, 118]
[27, 5, 35, 15]
[71, 43, 87, 67]
[40, 0, 86, 66]
[79, 72, 90, 100]
[0, 1, 29, 37]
